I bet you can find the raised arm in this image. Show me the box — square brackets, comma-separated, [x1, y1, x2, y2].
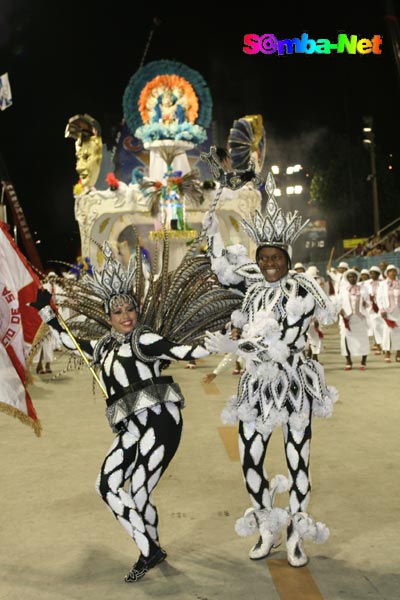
[30, 288, 95, 358]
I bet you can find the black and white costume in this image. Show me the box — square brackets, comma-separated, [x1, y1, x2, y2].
[32, 241, 240, 582]
[204, 172, 338, 567]
[55, 322, 207, 560]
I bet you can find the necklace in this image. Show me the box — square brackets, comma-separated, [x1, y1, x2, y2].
[110, 328, 130, 343]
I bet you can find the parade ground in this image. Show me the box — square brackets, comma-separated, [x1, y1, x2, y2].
[1, 323, 399, 600]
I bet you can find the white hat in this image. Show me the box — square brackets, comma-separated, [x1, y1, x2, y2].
[385, 264, 399, 275]
[294, 262, 305, 269]
[338, 261, 349, 269]
[306, 266, 319, 277]
[360, 269, 370, 275]
[369, 266, 381, 274]
[345, 268, 360, 280]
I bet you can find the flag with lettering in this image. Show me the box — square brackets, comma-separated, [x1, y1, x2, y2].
[0, 222, 42, 436]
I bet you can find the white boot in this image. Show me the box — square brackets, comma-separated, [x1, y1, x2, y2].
[249, 530, 280, 560]
[245, 507, 282, 561]
[286, 521, 308, 567]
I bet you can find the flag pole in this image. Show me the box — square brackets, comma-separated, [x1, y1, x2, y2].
[56, 312, 108, 398]
[326, 246, 335, 272]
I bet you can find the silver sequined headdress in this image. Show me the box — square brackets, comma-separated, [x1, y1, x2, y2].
[82, 242, 139, 313]
[240, 172, 309, 259]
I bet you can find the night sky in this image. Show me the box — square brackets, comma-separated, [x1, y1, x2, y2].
[1, 1, 399, 266]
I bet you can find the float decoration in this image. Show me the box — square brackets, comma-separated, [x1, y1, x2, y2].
[123, 60, 212, 145]
[228, 114, 267, 173]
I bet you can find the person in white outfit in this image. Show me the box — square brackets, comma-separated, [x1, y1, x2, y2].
[327, 261, 349, 296]
[366, 266, 384, 353]
[376, 264, 400, 362]
[337, 269, 370, 371]
[337, 269, 370, 370]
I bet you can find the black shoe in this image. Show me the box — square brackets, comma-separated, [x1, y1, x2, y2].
[124, 548, 167, 583]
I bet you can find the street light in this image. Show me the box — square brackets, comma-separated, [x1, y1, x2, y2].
[363, 116, 380, 235]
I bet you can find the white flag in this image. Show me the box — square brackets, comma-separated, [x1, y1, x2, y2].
[0, 223, 42, 436]
[0, 72, 13, 111]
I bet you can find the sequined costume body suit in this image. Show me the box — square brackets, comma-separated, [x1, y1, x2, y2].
[234, 273, 336, 516]
[54, 321, 208, 559]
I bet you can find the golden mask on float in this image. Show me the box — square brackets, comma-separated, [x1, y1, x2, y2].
[65, 114, 103, 190]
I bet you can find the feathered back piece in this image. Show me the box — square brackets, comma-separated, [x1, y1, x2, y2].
[40, 233, 241, 347]
[141, 254, 242, 344]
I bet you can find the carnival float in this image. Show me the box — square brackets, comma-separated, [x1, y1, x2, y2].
[66, 60, 265, 273]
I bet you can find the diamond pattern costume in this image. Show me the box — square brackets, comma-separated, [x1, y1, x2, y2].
[31, 236, 241, 582]
[203, 168, 338, 566]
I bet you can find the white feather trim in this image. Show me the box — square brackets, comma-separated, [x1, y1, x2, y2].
[226, 244, 248, 262]
[286, 297, 304, 320]
[289, 411, 309, 432]
[213, 256, 243, 285]
[221, 395, 239, 425]
[268, 340, 290, 363]
[268, 407, 290, 429]
[255, 361, 280, 382]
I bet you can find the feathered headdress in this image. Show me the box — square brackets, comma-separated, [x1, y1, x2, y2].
[81, 242, 139, 313]
[240, 172, 309, 258]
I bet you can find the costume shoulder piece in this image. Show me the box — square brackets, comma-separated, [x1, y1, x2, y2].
[291, 273, 333, 310]
[130, 324, 160, 363]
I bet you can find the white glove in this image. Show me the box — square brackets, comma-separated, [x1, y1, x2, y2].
[204, 331, 239, 354]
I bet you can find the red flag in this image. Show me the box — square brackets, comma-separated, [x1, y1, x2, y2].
[314, 322, 324, 339]
[383, 317, 398, 329]
[0, 222, 42, 436]
[369, 294, 379, 314]
[342, 316, 351, 331]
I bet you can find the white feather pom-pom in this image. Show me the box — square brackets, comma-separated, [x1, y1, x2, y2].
[327, 385, 339, 403]
[255, 416, 274, 436]
[312, 392, 335, 418]
[234, 515, 257, 537]
[237, 403, 258, 423]
[213, 256, 243, 285]
[270, 474, 290, 494]
[314, 522, 330, 544]
[221, 407, 238, 425]
[231, 309, 248, 329]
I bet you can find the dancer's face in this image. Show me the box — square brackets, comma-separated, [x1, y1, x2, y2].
[257, 246, 289, 283]
[109, 299, 138, 333]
